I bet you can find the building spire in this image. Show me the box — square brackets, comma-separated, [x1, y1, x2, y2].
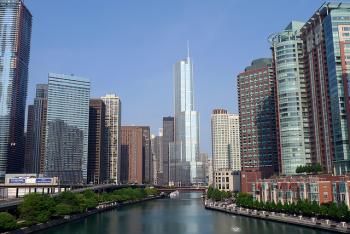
[187, 40, 190, 60]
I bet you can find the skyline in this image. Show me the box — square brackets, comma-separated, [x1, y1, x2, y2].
[25, 0, 328, 154]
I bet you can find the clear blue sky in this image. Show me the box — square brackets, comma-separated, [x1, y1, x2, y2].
[25, 0, 330, 154]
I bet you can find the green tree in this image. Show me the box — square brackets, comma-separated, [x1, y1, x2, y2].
[207, 187, 214, 199]
[337, 202, 349, 221]
[310, 201, 320, 216]
[54, 191, 80, 214]
[19, 193, 56, 224]
[328, 202, 338, 220]
[0, 212, 17, 232]
[55, 203, 73, 216]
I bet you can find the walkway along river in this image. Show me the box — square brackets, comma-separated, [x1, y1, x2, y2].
[37, 192, 336, 234]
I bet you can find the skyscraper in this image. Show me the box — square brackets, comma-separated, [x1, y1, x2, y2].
[121, 126, 151, 184]
[162, 116, 174, 185]
[24, 105, 34, 173]
[269, 22, 312, 175]
[237, 58, 279, 192]
[141, 126, 152, 184]
[101, 94, 121, 184]
[0, 0, 32, 178]
[25, 84, 48, 174]
[301, 3, 350, 175]
[88, 99, 108, 184]
[45, 73, 90, 184]
[31, 84, 48, 174]
[151, 132, 162, 185]
[301, 7, 335, 174]
[173, 47, 201, 185]
[211, 109, 240, 172]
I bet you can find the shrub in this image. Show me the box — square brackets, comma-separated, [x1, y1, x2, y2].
[0, 212, 17, 232]
[19, 193, 56, 224]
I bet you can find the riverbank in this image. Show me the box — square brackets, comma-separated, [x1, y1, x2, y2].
[5, 195, 163, 234]
[205, 201, 350, 233]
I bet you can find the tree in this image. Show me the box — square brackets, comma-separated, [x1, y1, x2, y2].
[311, 201, 320, 216]
[328, 203, 338, 220]
[207, 187, 214, 199]
[0, 212, 17, 232]
[55, 203, 73, 216]
[54, 191, 80, 214]
[337, 202, 349, 221]
[19, 193, 56, 224]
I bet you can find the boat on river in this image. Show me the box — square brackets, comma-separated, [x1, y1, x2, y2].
[169, 190, 180, 199]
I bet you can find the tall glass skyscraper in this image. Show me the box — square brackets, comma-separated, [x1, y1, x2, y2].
[173, 49, 201, 185]
[269, 21, 312, 175]
[0, 0, 32, 178]
[45, 73, 90, 184]
[321, 3, 350, 174]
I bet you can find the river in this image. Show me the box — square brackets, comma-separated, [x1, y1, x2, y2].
[38, 192, 334, 234]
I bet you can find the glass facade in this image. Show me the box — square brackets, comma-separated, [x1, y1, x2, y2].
[270, 21, 311, 175]
[173, 53, 201, 185]
[322, 3, 350, 174]
[45, 73, 90, 184]
[30, 84, 47, 174]
[0, 0, 32, 178]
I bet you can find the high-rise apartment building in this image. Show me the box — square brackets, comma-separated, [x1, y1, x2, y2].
[151, 132, 162, 185]
[45, 73, 90, 184]
[269, 22, 312, 175]
[301, 3, 350, 175]
[31, 84, 48, 174]
[101, 94, 121, 184]
[301, 7, 335, 174]
[88, 99, 108, 184]
[24, 84, 48, 174]
[0, 0, 32, 178]
[162, 116, 174, 185]
[121, 126, 151, 184]
[237, 58, 279, 192]
[141, 126, 152, 184]
[24, 105, 34, 172]
[211, 109, 240, 171]
[174, 49, 201, 185]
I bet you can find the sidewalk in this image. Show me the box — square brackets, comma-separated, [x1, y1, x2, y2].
[205, 201, 350, 233]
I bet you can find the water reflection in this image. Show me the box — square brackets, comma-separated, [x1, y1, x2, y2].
[39, 192, 334, 234]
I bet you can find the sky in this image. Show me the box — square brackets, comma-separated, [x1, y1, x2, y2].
[25, 0, 331, 154]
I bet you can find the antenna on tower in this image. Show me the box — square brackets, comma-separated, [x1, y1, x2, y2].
[187, 40, 190, 59]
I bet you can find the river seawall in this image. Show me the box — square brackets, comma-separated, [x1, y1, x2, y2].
[205, 203, 350, 233]
[7, 195, 163, 234]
